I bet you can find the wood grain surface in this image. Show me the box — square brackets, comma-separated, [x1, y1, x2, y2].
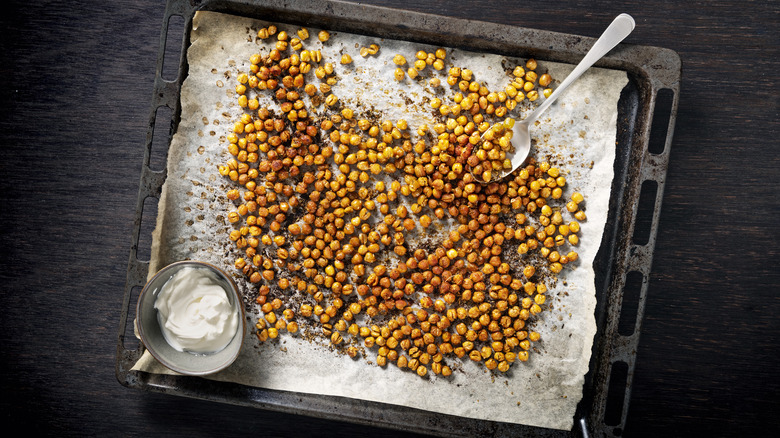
[1, 0, 777, 436]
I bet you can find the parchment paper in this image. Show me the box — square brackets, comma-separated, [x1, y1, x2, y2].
[134, 11, 628, 431]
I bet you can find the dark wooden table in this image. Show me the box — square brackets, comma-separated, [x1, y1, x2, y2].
[1, 0, 777, 436]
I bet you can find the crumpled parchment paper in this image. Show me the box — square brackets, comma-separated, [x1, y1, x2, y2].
[133, 11, 628, 431]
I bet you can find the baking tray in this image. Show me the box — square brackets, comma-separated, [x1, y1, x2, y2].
[115, 1, 681, 436]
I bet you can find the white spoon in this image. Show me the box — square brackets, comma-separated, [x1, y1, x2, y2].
[474, 13, 635, 182]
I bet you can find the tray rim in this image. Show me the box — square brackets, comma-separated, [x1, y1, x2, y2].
[116, 1, 682, 437]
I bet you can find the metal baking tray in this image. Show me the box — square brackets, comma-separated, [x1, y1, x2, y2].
[116, 0, 681, 436]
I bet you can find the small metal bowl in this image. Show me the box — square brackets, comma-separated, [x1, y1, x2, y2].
[136, 260, 245, 376]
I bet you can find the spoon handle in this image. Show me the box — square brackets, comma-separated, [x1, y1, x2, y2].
[526, 13, 635, 123]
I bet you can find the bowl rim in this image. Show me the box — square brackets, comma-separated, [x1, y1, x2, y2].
[136, 260, 245, 376]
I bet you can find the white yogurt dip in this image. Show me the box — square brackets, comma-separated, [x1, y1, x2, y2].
[154, 266, 239, 354]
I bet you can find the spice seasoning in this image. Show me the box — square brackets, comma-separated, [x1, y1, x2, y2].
[217, 24, 587, 378]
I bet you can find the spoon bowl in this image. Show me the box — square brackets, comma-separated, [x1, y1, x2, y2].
[470, 13, 635, 183]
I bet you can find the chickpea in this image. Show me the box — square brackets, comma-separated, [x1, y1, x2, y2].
[325, 94, 339, 106]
